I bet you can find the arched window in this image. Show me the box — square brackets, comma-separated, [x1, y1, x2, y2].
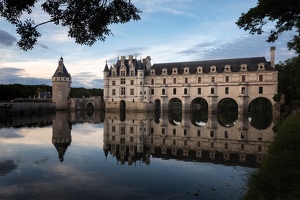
[184, 88, 187, 94]
[162, 88, 165, 95]
[241, 87, 245, 94]
[211, 88, 214, 94]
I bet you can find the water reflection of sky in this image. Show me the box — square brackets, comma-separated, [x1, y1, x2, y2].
[0, 123, 253, 200]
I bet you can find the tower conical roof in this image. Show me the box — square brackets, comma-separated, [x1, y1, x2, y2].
[53, 57, 71, 77]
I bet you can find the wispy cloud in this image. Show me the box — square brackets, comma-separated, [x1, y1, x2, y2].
[0, 29, 17, 46]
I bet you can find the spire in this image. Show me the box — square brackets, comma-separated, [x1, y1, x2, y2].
[104, 59, 109, 72]
[138, 58, 143, 70]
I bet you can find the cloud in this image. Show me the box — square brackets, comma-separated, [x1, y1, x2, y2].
[38, 43, 49, 50]
[0, 160, 18, 176]
[0, 67, 51, 85]
[0, 29, 17, 46]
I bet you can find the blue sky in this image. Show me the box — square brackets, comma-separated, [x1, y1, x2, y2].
[0, 0, 297, 88]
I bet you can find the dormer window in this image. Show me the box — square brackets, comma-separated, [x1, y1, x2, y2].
[240, 64, 247, 71]
[210, 65, 216, 73]
[197, 66, 203, 73]
[184, 67, 189, 74]
[258, 63, 265, 71]
[112, 69, 117, 77]
[130, 70, 135, 76]
[224, 65, 231, 72]
[150, 69, 155, 75]
[172, 68, 178, 74]
[162, 68, 167, 75]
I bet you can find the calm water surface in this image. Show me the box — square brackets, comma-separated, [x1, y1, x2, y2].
[0, 111, 273, 200]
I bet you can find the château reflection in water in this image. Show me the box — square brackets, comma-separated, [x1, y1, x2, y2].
[103, 108, 274, 167]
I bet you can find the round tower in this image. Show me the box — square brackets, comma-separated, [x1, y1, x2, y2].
[103, 61, 109, 102]
[52, 57, 72, 110]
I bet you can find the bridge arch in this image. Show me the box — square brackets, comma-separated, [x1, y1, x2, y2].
[248, 97, 272, 129]
[168, 98, 182, 125]
[190, 97, 208, 126]
[217, 98, 238, 127]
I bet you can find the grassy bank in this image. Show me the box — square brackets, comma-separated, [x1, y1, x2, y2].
[245, 113, 300, 199]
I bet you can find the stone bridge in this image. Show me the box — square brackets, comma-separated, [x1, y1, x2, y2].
[69, 96, 105, 111]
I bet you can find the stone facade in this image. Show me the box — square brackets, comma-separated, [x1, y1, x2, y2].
[103, 47, 278, 113]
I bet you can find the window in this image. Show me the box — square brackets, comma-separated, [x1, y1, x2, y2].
[210, 131, 214, 137]
[198, 77, 202, 83]
[112, 71, 116, 77]
[197, 141, 201, 147]
[211, 76, 215, 83]
[121, 71, 125, 76]
[173, 129, 176, 135]
[121, 87, 126, 95]
[173, 88, 176, 95]
[241, 87, 245, 94]
[242, 75, 245, 82]
[225, 87, 229, 94]
[198, 88, 201, 94]
[259, 87, 263, 94]
[162, 128, 165, 135]
[163, 78, 166, 84]
[173, 78, 176, 84]
[112, 126, 115, 132]
[184, 88, 187, 94]
[240, 132, 245, 139]
[224, 131, 228, 139]
[162, 88, 165, 95]
[259, 75, 263, 82]
[184, 129, 187, 136]
[197, 130, 201, 137]
[112, 89, 116, 96]
[211, 88, 214, 94]
[121, 78, 125, 84]
[112, 136, 115, 141]
[151, 89, 154, 95]
[241, 144, 244, 150]
[130, 89, 134, 95]
[112, 81, 115, 86]
[130, 80, 134, 85]
[225, 76, 229, 83]
[185, 77, 188, 84]
[130, 70, 134, 76]
[120, 127, 125, 135]
[151, 79, 154, 85]
[225, 143, 228, 149]
[130, 137, 133, 142]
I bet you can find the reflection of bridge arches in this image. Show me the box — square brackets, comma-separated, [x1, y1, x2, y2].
[248, 97, 272, 129]
[168, 98, 182, 125]
[190, 98, 208, 126]
[217, 98, 238, 127]
[85, 102, 95, 117]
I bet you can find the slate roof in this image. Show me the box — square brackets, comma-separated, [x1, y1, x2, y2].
[52, 57, 71, 77]
[110, 58, 146, 76]
[149, 57, 273, 75]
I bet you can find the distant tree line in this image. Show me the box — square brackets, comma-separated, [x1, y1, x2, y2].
[0, 84, 103, 101]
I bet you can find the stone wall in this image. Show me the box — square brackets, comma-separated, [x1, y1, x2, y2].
[0, 102, 55, 116]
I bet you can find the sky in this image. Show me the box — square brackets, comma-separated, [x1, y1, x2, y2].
[0, 0, 297, 88]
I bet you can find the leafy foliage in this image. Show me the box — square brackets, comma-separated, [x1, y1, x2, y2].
[236, 0, 300, 54]
[276, 56, 300, 103]
[0, 84, 102, 101]
[245, 113, 300, 199]
[0, 0, 141, 50]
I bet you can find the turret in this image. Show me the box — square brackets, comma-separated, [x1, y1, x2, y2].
[52, 57, 72, 110]
[103, 61, 109, 102]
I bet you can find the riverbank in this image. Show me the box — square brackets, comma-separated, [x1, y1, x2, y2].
[244, 113, 300, 199]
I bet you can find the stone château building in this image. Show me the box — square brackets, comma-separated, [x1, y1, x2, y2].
[103, 47, 278, 113]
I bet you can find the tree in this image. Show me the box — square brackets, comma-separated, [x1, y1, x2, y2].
[0, 0, 141, 51]
[276, 57, 300, 103]
[236, 0, 300, 54]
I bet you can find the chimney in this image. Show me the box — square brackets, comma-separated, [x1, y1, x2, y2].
[270, 46, 276, 68]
